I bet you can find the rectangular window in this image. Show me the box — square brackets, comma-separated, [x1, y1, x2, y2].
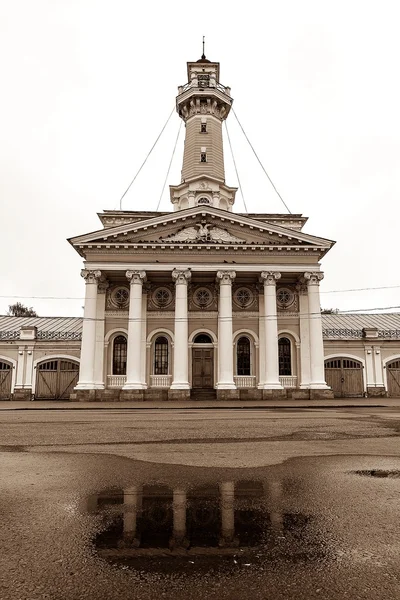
[201, 122, 207, 133]
[200, 152, 207, 162]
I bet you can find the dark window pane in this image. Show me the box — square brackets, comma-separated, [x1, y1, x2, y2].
[194, 334, 212, 343]
[154, 336, 168, 375]
[237, 336, 251, 376]
[278, 337, 291, 376]
[113, 335, 127, 375]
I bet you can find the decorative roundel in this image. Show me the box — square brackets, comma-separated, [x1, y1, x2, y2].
[152, 287, 173, 309]
[110, 286, 129, 309]
[233, 287, 254, 309]
[276, 287, 295, 309]
[193, 287, 213, 309]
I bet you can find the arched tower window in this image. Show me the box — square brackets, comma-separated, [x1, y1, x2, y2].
[154, 336, 169, 375]
[278, 337, 291, 376]
[113, 335, 127, 375]
[237, 336, 251, 376]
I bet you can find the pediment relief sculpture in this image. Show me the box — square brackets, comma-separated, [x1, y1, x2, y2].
[156, 224, 246, 244]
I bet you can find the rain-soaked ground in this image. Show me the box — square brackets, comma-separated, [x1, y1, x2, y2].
[1, 406, 400, 599]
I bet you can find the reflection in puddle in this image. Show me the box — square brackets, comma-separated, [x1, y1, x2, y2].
[89, 477, 327, 573]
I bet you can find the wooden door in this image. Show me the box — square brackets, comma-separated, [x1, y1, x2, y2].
[324, 358, 363, 398]
[36, 359, 79, 399]
[0, 361, 12, 399]
[386, 360, 400, 397]
[192, 349, 214, 388]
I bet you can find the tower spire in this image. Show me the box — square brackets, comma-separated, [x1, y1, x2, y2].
[202, 35, 206, 60]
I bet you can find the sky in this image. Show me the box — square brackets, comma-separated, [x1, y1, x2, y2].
[1, 0, 399, 317]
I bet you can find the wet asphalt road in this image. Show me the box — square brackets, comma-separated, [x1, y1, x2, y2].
[1, 407, 400, 599]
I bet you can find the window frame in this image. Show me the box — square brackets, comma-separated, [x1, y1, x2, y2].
[236, 336, 251, 376]
[278, 337, 292, 376]
[153, 336, 169, 375]
[112, 335, 127, 376]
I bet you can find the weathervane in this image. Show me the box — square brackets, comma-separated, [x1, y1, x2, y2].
[201, 35, 206, 59]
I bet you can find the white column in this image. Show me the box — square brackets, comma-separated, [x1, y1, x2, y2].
[220, 481, 235, 543]
[258, 294, 266, 387]
[123, 270, 147, 390]
[170, 269, 191, 389]
[93, 278, 108, 389]
[172, 488, 187, 542]
[76, 269, 102, 389]
[297, 280, 311, 388]
[14, 347, 25, 389]
[123, 486, 141, 541]
[25, 348, 34, 389]
[304, 272, 329, 389]
[260, 272, 283, 389]
[216, 270, 236, 389]
[373, 346, 384, 387]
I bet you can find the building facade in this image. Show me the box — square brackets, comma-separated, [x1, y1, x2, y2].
[1, 53, 400, 401]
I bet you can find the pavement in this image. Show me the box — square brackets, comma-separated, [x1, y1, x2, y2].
[1, 397, 400, 410]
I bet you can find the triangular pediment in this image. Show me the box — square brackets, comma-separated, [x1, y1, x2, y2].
[69, 206, 335, 256]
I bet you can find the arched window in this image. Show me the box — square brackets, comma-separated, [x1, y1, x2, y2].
[194, 333, 212, 344]
[237, 337, 251, 376]
[278, 337, 291, 376]
[154, 336, 169, 375]
[113, 335, 127, 375]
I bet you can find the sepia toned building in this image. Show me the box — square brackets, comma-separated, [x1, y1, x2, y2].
[1, 52, 400, 401]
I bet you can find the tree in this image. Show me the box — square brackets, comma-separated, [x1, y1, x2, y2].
[7, 302, 38, 317]
[321, 308, 339, 314]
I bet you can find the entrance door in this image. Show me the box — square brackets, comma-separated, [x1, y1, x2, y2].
[324, 358, 364, 397]
[36, 359, 79, 399]
[0, 361, 12, 399]
[192, 348, 214, 388]
[386, 360, 400, 397]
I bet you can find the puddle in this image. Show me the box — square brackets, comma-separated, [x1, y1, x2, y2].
[88, 477, 328, 574]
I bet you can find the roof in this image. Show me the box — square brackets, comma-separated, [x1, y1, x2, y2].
[0, 316, 83, 341]
[0, 313, 399, 341]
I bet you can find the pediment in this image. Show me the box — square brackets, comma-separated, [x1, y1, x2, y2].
[69, 206, 335, 255]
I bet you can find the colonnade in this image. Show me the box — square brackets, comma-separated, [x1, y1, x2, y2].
[103, 480, 284, 548]
[75, 268, 329, 392]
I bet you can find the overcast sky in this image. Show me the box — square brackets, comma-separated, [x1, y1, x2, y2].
[1, 0, 399, 317]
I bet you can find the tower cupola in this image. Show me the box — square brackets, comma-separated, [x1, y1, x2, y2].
[169, 51, 237, 212]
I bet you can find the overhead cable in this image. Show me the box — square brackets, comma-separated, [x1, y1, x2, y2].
[156, 120, 182, 211]
[224, 121, 248, 214]
[232, 107, 291, 214]
[118, 107, 175, 210]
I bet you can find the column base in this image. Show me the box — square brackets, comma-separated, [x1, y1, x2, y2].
[168, 389, 191, 401]
[216, 389, 240, 401]
[309, 382, 330, 389]
[366, 386, 387, 397]
[215, 383, 237, 390]
[12, 388, 33, 401]
[262, 383, 284, 390]
[75, 382, 97, 390]
[122, 383, 147, 390]
[169, 382, 190, 390]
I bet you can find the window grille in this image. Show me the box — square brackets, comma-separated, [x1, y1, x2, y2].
[201, 123, 207, 133]
[154, 336, 168, 375]
[200, 152, 207, 163]
[113, 335, 127, 375]
[278, 337, 291, 376]
[237, 337, 251, 376]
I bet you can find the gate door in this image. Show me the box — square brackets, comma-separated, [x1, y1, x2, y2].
[0, 361, 12, 399]
[192, 349, 214, 388]
[36, 359, 79, 399]
[386, 360, 400, 397]
[324, 358, 364, 398]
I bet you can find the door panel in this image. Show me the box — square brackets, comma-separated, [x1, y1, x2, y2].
[0, 362, 12, 399]
[387, 361, 400, 397]
[192, 349, 214, 389]
[36, 360, 79, 399]
[324, 358, 363, 398]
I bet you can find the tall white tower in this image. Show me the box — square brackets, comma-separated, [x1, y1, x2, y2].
[170, 52, 237, 212]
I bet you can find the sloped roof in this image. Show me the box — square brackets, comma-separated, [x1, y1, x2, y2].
[321, 313, 400, 330]
[0, 316, 83, 340]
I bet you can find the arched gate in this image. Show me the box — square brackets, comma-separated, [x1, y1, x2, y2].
[35, 359, 79, 399]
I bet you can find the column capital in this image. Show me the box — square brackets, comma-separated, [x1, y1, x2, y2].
[260, 271, 281, 286]
[172, 269, 191, 285]
[126, 270, 147, 285]
[295, 279, 308, 295]
[304, 271, 324, 286]
[97, 276, 109, 294]
[216, 270, 236, 285]
[81, 269, 102, 284]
